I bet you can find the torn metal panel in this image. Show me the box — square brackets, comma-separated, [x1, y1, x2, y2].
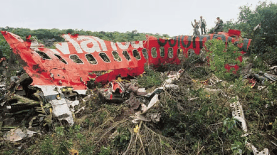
[130, 112, 151, 124]
[36, 85, 79, 125]
[4, 128, 37, 142]
[264, 73, 277, 81]
[246, 142, 270, 155]
[230, 97, 247, 133]
[229, 97, 269, 154]
[131, 69, 184, 123]
[141, 94, 159, 113]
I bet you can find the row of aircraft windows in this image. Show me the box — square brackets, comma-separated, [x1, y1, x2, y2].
[149, 47, 195, 59]
[35, 50, 142, 65]
[35, 48, 195, 65]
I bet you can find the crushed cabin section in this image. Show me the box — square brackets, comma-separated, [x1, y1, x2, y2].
[1, 31, 145, 91]
[1, 30, 251, 92]
[146, 31, 251, 66]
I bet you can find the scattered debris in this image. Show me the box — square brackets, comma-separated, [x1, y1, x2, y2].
[230, 97, 248, 133]
[246, 142, 270, 155]
[4, 128, 37, 142]
[130, 69, 184, 124]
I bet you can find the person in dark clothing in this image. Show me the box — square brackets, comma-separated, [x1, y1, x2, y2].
[214, 17, 223, 33]
[199, 16, 206, 35]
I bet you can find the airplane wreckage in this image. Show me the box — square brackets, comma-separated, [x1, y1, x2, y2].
[4, 30, 271, 153]
[3, 30, 273, 154]
[0, 29, 252, 126]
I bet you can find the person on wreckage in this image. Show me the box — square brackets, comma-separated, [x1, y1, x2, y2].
[199, 16, 207, 35]
[191, 19, 200, 36]
[214, 17, 224, 33]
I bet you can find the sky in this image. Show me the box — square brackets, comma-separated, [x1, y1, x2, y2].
[0, 0, 273, 36]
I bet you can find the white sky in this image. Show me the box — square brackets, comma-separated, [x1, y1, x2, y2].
[0, 0, 273, 36]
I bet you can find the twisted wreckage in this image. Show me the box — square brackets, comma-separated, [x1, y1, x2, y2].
[5, 30, 274, 154]
[0, 30, 251, 125]
[0, 30, 249, 120]
[0, 30, 252, 129]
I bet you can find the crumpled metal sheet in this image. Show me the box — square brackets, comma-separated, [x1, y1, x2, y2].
[141, 94, 159, 113]
[264, 73, 277, 81]
[99, 80, 148, 103]
[131, 69, 184, 123]
[246, 142, 270, 155]
[230, 97, 269, 154]
[230, 97, 247, 133]
[37, 85, 79, 126]
[4, 128, 37, 142]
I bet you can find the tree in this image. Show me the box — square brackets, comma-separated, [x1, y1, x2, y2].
[223, 1, 277, 54]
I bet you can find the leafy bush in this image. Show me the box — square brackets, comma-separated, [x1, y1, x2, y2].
[112, 127, 130, 151]
[99, 146, 111, 155]
[223, 1, 277, 54]
[40, 136, 54, 155]
[137, 65, 163, 88]
[205, 39, 244, 80]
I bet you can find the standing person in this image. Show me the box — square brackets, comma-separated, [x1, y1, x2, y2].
[214, 17, 223, 33]
[191, 19, 200, 36]
[199, 16, 206, 35]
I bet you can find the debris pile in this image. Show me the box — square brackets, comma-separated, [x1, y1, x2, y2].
[1, 60, 277, 154]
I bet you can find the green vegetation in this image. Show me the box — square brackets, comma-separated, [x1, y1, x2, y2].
[223, 1, 277, 54]
[205, 39, 244, 80]
[137, 65, 164, 88]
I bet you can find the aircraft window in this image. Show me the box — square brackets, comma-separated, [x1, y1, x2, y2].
[123, 51, 131, 61]
[142, 48, 148, 59]
[151, 47, 157, 58]
[177, 48, 183, 59]
[86, 54, 97, 64]
[99, 53, 110, 62]
[70, 55, 83, 64]
[188, 49, 195, 57]
[160, 47, 165, 57]
[112, 51, 122, 62]
[133, 49, 141, 60]
[168, 47, 173, 58]
[54, 54, 67, 64]
[36, 51, 51, 60]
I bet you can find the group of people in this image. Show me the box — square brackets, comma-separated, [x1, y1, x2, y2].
[191, 16, 223, 36]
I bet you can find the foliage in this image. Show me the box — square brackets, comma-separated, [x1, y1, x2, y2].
[267, 81, 277, 104]
[0, 35, 12, 57]
[99, 146, 111, 155]
[137, 65, 163, 88]
[112, 127, 130, 151]
[223, 1, 277, 54]
[159, 84, 250, 154]
[40, 136, 54, 155]
[205, 39, 243, 80]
